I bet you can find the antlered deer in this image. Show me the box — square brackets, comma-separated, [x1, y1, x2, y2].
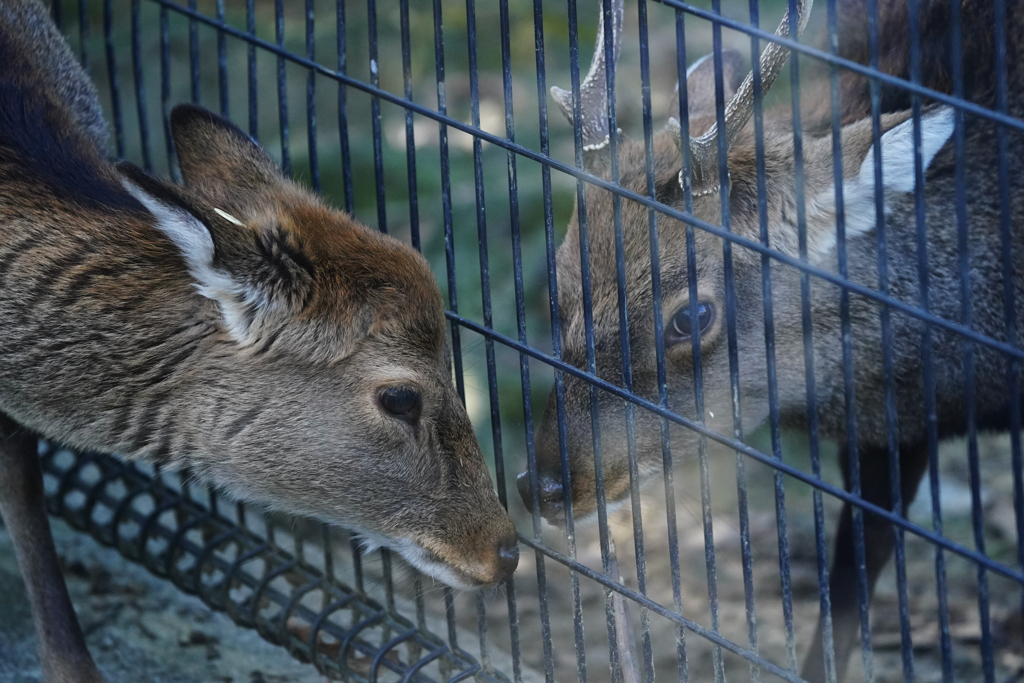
[0, 1, 517, 681]
[517, 0, 1023, 679]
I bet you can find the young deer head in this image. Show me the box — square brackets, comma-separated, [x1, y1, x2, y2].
[0, 1, 516, 595]
[122, 107, 522, 590]
[2, 3, 519, 678]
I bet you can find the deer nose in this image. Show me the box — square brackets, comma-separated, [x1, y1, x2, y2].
[497, 538, 520, 580]
[516, 470, 564, 513]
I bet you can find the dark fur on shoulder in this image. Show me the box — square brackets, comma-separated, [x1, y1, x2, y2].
[818, 0, 1023, 123]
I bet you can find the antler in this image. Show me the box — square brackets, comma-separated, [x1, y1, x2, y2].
[550, 0, 625, 151]
[669, 0, 813, 189]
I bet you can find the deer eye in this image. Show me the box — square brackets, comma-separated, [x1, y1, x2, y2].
[666, 302, 715, 348]
[378, 386, 423, 423]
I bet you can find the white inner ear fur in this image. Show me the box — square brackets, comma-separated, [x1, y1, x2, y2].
[856, 106, 955, 193]
[814, 106, 955, 260]
[123, 179, 270, 345]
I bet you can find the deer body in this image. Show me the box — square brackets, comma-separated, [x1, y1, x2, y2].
[519, 0, 1023, 679]
[0, 2, 516, 681]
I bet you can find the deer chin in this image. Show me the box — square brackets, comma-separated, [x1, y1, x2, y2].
[548, 495, 634, 529]
[352, 529, 492, 590]
[196, 477, 496, 589]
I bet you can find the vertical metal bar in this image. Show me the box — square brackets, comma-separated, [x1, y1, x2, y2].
[216, 0, 228, 117]
[707, 0, 743, 678]
[865, 0, 915, 677]
[306, 0, 320, 194]
[563, 0, 621, 679]
[823, 0, 873, 678]
[638, 0, 690, 680]
[320, 522, 334, 614]
[744, 0, 774, 678]
[527, 2, 558, 679]
[78, 0, 90, 74]
[491, 0, 528, 655]
[400, 0, 421, 251]
[444, 586, 460, 653]
[160, 2, 174, 175]
[783, 1, 835, 680]
[492, 1, 523, 679]
[591, 0, 653, 678]
[431, 1, 467, 661]
[757, 34, 798, 669]
[103, 0, 125, 157]
[904, 0, 954, 677]
[130, 0, 151, 171]
[275, 0, 291, 175]
[380, 548, 396, 613]
[336, 0, 354, 212]
[949, 0, 995, 677]
[188, 0, 199, 103]
[431, 0, 463, 445]
[993, 0, 1024, 662]
[246, 0, 258, 140]
[367, 0, 386, 232]
[670, 14, 693, 682]
[350, 536, 365, 596]
[464, 1, 495, 671]
[552, 4, 590, 680]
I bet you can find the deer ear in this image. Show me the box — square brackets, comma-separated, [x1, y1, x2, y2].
[669, 49, 747, 125]
[805, 106, 954, 259]
[119, 161, 314, 346]
[846, 106, 954, 196]
[169, 104, 286, 217]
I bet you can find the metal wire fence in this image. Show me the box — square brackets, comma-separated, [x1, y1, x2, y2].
[41, 0, 1024, 681]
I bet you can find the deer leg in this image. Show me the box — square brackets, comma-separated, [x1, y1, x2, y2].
[0, 414, 105, 683]
[801, 441, 929, 683]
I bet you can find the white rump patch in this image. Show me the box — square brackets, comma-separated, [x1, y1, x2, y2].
[858, 106, 955, 194]
[123, 179, 265, 344]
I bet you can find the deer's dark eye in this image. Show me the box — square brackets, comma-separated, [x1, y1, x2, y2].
[378, 386, 423, 423]
[666, 301, 715, 348]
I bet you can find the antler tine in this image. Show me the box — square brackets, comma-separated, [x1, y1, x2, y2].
[673, 0, 813, 187]
[550, 0, 625, 150]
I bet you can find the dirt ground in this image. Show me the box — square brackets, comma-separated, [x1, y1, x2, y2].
[2, 432, 1022, 683]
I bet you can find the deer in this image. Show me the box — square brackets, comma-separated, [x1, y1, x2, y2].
[516, 0, 1024, 680]
[0, 1, 518, 681]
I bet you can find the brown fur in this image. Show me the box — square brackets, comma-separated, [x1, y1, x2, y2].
[0, 2, 516, 680]
[519, 1, 1024, 680]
